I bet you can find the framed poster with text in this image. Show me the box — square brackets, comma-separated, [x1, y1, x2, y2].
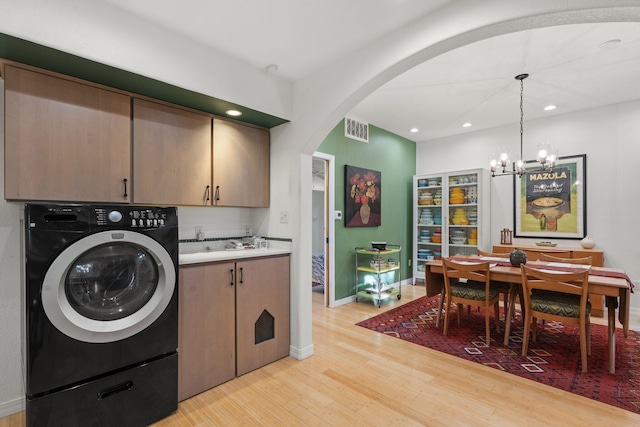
[514, 154, 586, 239]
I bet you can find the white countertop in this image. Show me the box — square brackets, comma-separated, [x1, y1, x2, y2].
[179, 241, 291, 265]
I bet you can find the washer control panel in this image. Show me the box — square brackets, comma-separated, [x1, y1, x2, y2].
[128, 209, 166, 228]
[94, 207, 171, 229]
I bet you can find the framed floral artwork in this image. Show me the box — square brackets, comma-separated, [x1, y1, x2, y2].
[513, 154, 587, 239]
[345, 165, 381, 227]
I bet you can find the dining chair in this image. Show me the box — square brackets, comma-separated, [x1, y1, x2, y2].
[439, 258, 501, 346]
[520, 265, 591, 373]
[538, 253, 594, 333]
[539, 253, 593, 265]
[476, 250, 509, 258]
[536, 250, 571, 259]
[477, 249, 512, 323]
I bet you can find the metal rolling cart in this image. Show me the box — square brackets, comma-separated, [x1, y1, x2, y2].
[355, 244, 402, 307]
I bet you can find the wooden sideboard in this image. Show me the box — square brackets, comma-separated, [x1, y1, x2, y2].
[492, 244, 603, 265]
[492, 244, 605, 316]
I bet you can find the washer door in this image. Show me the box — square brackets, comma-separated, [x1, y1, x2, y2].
[42, 230, 176, 343]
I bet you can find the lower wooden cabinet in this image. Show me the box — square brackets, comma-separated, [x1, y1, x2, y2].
[177, 261, 235, 401]
[178, 255, 290, 401]
[235, 256, 290, 376]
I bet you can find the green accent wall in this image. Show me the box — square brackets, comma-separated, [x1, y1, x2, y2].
[318, 120, 416, 300]
[0, 32, 288, 129]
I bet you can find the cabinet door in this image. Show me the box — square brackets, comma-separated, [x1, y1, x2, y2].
[235, 256, 290, 376]
[414, 174, 445, 281]
[213, 119, 270, 207]
[178, 262, 236, 401]
[4, 66, 131, 202]
[133, 99, 212, 205]
[445, 169, 489, 257]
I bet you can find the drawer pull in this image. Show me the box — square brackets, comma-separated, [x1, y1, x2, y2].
[97, 381, 133, 400]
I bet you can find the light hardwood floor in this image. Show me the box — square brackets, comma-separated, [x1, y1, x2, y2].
[2, 284, 638, 426]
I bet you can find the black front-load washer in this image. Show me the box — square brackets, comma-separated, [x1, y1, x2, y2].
[23, 204, 179, 427]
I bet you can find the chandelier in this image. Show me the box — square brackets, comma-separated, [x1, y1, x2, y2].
[490, 73, 557, 177]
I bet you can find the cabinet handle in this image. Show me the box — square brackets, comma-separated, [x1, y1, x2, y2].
[205, 185, 211, 202]
[215, 185, 220, 203]
[123, 178, 128, 199]
[239, 267, 244, 284]
[229, 269, 234, 286]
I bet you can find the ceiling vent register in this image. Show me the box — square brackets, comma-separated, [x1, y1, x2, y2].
[345, 117, 369, 143]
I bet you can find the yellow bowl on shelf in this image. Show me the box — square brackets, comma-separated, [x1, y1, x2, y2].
[468, 238, 477, 245]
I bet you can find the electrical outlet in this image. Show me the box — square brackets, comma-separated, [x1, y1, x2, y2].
[245, 225, 252, 236]
[280, 211, 289, 223]
[408, 259, 412, 267]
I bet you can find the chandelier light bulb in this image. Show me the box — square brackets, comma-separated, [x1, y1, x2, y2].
[537, 148, 548, 163]
[499, 152, 509, 167]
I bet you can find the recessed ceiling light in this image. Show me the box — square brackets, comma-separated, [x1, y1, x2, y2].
[461, 122, 472, 128]
[544, 105, 557, 111]
[599, 39, 622, 50]
[225, 109, 242, 117]
[409, 128, 419, 133]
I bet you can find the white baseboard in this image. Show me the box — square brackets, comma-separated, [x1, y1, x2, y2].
[333, 295, 356, 307]
[0, 396, 25, 418]
[289, 343, 314, 360]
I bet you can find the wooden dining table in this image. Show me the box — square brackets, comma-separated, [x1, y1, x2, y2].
[424, 257, 631, 373]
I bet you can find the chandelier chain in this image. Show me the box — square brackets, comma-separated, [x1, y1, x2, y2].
[520, 77, 524, 161]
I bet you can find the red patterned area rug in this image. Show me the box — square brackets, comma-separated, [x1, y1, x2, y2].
[356, 296, 640, 414]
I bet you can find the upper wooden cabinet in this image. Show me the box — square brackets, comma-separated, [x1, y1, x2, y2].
[4, 65, 131, 202]
[213, 118, 270, 207]
[4, 63, 271, 207]
[132, 99, 213, 206]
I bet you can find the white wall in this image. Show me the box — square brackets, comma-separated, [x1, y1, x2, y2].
[0, 80, 24, 415]
[177, 206, 260, 241]
[417, 100, 640, 315]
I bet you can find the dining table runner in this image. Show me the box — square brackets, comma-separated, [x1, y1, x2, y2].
[449, 256, 635, 293]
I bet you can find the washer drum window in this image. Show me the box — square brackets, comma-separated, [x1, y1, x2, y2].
[42, 231, 176, 343]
